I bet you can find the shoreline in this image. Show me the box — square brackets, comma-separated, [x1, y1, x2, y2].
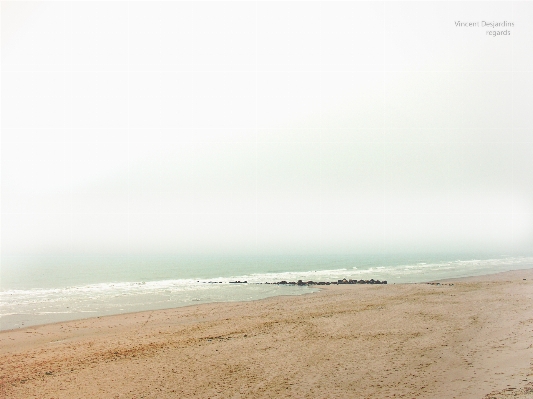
[0, 284, 320, 333]
[430, 267, 533, 283]
[2, 268, 533, 398]
[2, 266, 529, 334]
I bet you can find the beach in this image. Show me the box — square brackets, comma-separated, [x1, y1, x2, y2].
[1, 269, 533, 399]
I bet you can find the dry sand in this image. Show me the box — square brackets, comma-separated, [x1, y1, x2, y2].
[1, 269, 533, 399]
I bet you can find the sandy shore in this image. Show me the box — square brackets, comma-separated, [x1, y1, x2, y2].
[1, 269, 533, 399]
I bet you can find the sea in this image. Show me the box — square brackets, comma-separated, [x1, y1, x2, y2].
[1, 253, 532, 331]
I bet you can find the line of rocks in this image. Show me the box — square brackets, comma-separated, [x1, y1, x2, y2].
[267, 278, 387, 286]
[209, 278, 388, 285]
[426, 282, 454, 286]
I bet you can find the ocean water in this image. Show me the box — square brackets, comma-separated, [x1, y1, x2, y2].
[1, 254, 532, 331]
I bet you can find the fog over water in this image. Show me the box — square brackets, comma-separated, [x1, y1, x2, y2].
[2, 2, 533, 282]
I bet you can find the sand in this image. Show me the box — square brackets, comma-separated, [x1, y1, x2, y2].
[1, 269, 533, 399]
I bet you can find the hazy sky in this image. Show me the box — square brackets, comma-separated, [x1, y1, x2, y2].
[1, 1, 532, 256]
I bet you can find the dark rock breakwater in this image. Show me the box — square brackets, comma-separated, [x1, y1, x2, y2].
[203, 278, 387, 285]
[267, 278, 387, 286]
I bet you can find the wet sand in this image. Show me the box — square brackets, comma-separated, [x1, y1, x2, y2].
[1, 269, 533, 398]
